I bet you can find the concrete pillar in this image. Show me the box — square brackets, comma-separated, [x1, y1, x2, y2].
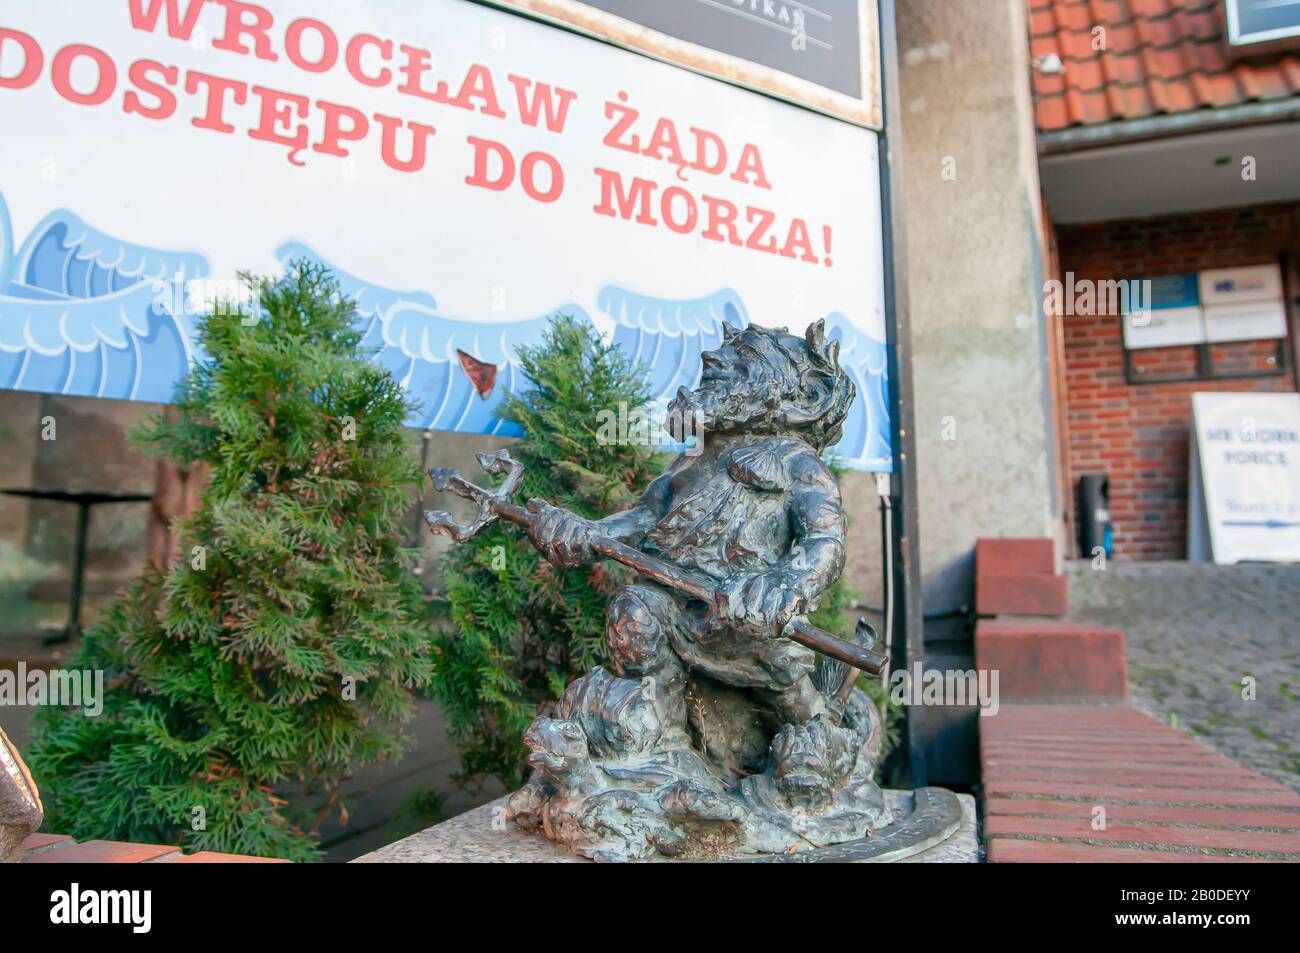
[895, 0, 1065, 779]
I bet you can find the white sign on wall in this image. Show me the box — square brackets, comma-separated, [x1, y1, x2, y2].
[1198, 264, 1284, 306]
[1123, 264, 1288, 350]
[1200, 264, 1288, 343]
[1123, 307, 1205, 350]
[1123, 272, 1203, 349]
[1188, 392, 1300, 564]
[1204, 300, 1290, 343]
[0, 0, 893, 469]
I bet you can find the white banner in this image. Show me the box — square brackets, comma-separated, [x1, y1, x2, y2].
[0, 0, 891, 469]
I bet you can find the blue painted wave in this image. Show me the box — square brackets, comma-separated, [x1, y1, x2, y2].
[0, 195, 891, 470]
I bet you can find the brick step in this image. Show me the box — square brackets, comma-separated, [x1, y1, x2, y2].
[983, 735, 1224, 749]
[22, 840, 180, 863]
[982, 745, 1238, 762]
[975, 619, 1127, 703]
[974, 537, 1066, 617]
[982, 745, 1244, 763]
[987, 840, 1265, 863]
[976, 572, 1068, 617]
[981, 722, 1210, 735]
[19, 834, 288, 864]
[989, 707, 1153, 724]
[983, 765, 1279, 787]
[986, 778, 1300, 807]
[985, 798, 1300, 830]
[981, 705, 1300, 863]
[976, 538, 1056, 575]
[984, 815, 1300, 855]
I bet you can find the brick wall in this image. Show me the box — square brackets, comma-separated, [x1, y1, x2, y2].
[1055, 203, 1300, 560]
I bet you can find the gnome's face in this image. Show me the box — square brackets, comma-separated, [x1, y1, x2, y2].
[665, 335, 780, 439]
[665, 321, 855, 449]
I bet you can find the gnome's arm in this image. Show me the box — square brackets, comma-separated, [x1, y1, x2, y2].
[781, 453, 849, 608]
[592, 467, 674, 547]
[529, 462, 675, 567]
[713, 452, 846, 637]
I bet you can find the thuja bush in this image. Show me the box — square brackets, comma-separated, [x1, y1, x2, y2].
[431, 315, 664, 790]
[807, 457, 902, 771]
[28, 261, 432, 861]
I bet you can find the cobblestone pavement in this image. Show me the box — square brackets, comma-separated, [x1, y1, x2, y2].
[1067, 561, 1300, 794]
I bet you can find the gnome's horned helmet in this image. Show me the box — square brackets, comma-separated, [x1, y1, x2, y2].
[674, 318, 856, 450]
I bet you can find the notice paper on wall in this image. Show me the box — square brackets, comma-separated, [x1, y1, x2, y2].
[1199, 264, 1289, 343]
[1188, 392, 1300, 564]
[1123, 264, 1287, 350]
[1122, 272, 1204, 350]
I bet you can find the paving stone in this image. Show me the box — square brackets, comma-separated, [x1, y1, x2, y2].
[1067, 561, 1300, 793]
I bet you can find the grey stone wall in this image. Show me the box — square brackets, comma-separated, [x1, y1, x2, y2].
[0, 392, 158, 631]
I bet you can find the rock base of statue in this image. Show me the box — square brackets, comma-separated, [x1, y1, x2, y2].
[355, 786, 976, 863]
[358, 672, 978, 865]
[502, 667, 893, 861]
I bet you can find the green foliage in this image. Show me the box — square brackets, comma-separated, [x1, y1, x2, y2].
[808, 459, 902, 772]
[385, 785, 449, 844]
[27, 261, 433, 862]
[430, 315, 664, 790]
[810, 579, 902, 769]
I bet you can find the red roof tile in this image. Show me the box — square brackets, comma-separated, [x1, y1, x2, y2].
[1027, 0, 1300, 130]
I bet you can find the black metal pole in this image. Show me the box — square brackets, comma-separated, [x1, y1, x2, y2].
[63, 500, 91, 644]
[876, 0, 928, 787]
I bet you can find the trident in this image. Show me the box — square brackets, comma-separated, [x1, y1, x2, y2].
[424, 449, 888, 676]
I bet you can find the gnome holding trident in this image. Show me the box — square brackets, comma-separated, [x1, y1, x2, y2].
[426, 319, 891, 861]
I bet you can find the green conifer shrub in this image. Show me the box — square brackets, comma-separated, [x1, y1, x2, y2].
[807, 457, 902, 770]
[430, 315, 664, 790]
[27, 261, 432, 862]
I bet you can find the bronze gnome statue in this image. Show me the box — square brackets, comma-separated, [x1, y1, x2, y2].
[426, 320, 891, 861]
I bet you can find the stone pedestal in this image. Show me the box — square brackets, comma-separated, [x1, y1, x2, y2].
[355, 787, 979, 863]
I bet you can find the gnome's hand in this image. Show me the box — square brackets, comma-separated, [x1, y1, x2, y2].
[712, 571, 805, 640]
[527, 500, 598, 568]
